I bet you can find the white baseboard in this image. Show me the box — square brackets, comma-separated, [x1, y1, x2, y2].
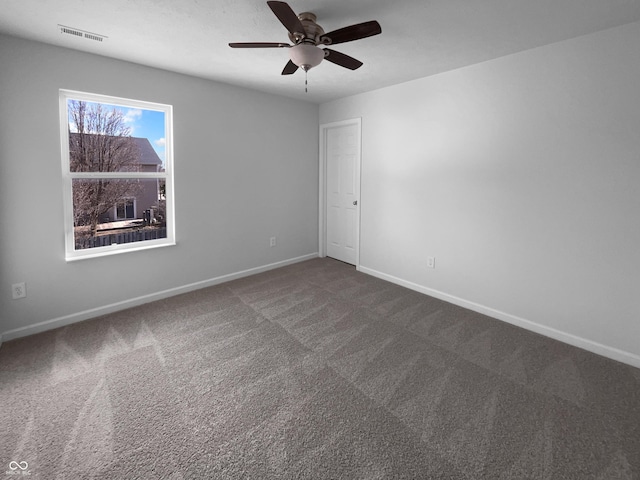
[359, 266, 640, 370]
[2, 253, 319, 342]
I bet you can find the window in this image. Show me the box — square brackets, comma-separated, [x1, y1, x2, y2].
[115, 198, 136, 220]
[59, 90, 175, 260]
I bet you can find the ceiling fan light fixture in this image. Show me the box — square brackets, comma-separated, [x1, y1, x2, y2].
[289, 44, 324, 71]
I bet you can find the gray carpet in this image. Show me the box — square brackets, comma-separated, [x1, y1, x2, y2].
[1, 258, 639, 479]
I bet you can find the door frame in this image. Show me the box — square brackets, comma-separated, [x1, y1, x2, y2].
[318, 117, 362, 268]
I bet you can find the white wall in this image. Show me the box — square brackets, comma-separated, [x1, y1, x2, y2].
[320, 21, 640, 366]
[0, 34, 319, 340]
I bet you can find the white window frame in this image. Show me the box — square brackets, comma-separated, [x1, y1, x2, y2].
[59, 89, 176, 261]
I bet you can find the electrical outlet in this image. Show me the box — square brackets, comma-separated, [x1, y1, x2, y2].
[427, 257, 436, 269]
[12, 282, 27, 299]
[270, 236, 277, 247]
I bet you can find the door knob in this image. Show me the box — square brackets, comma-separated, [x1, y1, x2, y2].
[353, 200, 358, 206]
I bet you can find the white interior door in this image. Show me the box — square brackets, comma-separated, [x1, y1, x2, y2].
[324, 121, 360, 265]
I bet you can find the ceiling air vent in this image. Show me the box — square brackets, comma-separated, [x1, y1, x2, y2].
[59, 25, 107, 42]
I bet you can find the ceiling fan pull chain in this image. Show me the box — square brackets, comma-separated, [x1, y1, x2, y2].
[305, 70, 308, 93]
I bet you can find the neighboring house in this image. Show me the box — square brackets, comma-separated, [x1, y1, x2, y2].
[69, 133, 162, 224]
[105, 137, 163, 223]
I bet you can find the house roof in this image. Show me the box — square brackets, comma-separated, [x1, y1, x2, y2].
[131, 137, 162, 166]
[69, 133, 162, 167]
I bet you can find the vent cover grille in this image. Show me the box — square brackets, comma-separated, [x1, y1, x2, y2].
[59, 25, 107, 42]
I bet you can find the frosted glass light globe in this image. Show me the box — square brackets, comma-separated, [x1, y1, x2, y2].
[289, 44, 324, 71]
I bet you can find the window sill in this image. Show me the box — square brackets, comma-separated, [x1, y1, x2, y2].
[65, 239, 176, 262]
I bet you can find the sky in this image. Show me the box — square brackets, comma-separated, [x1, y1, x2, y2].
[68, 99, 167, 164]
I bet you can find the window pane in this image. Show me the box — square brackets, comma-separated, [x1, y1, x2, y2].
[67, 99, 166, 173]
[72, 179, 167, 250]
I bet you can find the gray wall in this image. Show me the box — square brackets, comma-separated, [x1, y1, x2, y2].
[0, 34, 319, 339]
[320, 21, 640, 366]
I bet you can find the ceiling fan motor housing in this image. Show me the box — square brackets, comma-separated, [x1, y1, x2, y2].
[288, 12, 327, 45]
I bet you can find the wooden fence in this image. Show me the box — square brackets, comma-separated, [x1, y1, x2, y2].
[76, 228, 167, 250]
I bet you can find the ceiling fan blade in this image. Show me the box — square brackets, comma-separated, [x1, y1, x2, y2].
[323, 49, 363, 70]
[267, 1, 305, 37]
[229, 42, 290, 48]
[320, 20, 381, 45]
[281, 60, 299, 75]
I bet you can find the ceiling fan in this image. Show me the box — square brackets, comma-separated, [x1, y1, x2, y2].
[229, 1, 381, 75]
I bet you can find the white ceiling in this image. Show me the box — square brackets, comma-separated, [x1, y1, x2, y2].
[2, 0, 640, 104]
